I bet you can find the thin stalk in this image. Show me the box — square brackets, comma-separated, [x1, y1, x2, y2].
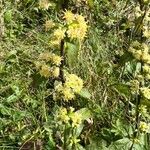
[59, 39, 65, 84]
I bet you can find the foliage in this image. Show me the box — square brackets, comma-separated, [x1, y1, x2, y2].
[0, 0, 150, 149]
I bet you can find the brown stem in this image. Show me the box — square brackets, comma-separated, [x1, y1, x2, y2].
[59, 40, 65, 84]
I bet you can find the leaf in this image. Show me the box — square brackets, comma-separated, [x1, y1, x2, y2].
[4, 10, 12, 22]
[76, 144, 86, 150]
[75, 124, 84, 137]
[118, 52, 133, 66]
[113, 83, 131, 99]
[108, 138, 132, 150]
[87, 0, 94, 8]
[76, 108, 92, 120]
[79, 88, 91, 99]
[66, 42, 79, 68]
[6, 94, 18, 103]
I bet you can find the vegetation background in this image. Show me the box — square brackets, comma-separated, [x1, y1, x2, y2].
[0, 0, 150, 149]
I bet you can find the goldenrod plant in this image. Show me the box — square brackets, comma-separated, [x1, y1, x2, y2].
[1, 0, 150, 150]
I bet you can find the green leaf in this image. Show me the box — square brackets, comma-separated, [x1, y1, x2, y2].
[108, 138, 132, 150]
[76, 108, 92, 120]
[75, 124, 84, 137]
[113, 83, 131, 99]
[79, 88, 91, 99]
[118, 52, 133, 66]
[77, 144, 86, 150]
[87, 0, 94, 8]
[66, 42, 79, 68]
[4, 10, 12, 23]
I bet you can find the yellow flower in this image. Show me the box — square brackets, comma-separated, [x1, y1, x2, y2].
[52, 67, 60, 77]
[39, 64, 51, 78]
[53, 28, 66, 41]
[65, 14, 88, 41]
[70, 112, 82, 127]
[133, 50, 142, 60]
[130, 80, 139, 93]
[145, 74, 150, 80]
[58, 107, 70, 123]
[65, 74, 83, 93]
[143, 26, 150, 38]
[142, 53, 150, 64]
[51, 54, 62, 66]
[70, 137, 80, 145]
[63, 11, 75, 23]
[139, 121, 149, 132]
[62, 87, 75, 101]
[139, 105, 147, 114]
[39, 52, 52, 62]
[140, 87, 150, 99]
[76, 14, 86, 24]
[34, 61, 42, 70]
[143, 64, 150, 73]
[50, 40, 60, 47]
[44, 20, 55, 31]
[67, 23, 87, 41]
[39, 0, 52, 10]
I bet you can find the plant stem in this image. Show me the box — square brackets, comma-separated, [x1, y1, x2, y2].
[59, 40, 65, 84]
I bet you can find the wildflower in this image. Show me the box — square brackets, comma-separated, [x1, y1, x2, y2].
[51, 54, 62, 66]
[44, 20, 55, 31]
[50, 40, 60, 46]
[54, 73, 83, 101]
[39, 0, 52, 10]
[62, 87, 75, 101]
[130, 80, 139, 93]
[63, 11, 75, 23]
[65, 74, 83, 93]
[67, 23, 87, 41]
[139, 105, 147, 115]
[145, 74, 150, 80]
[39, 64, 51, 77]
[53, 28, 66, 41]
[39, 52, 52, 62]
[66, 14, 88, 41]
[139, 121, 149, 132]
[143, 26, 150, 38]
[70, 112, 82, 127]
[70, 137, 80, 146]
[52, 67, 60, 77]
[140, 87, 150, 99]
[34, 61, 42, 70]
[76, 14, 86, 24]
[58, 107, 70, 123]
[143, 64, 150, 73]
[133, 138, 140, 144]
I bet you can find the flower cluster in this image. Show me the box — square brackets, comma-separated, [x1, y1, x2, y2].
[54, 73, 83, 101]
[44, 20, 55, 31]
[64, 11, 88, 41]
[140, 87, 150, 100]
[129, 80, 140, 94]
[38, 0, 52, 10]
[134, 5, 150, 38]
[128, 41, 150, 80]
[50, 11, 88, 46]
[56, 107, 82, 127]
[128, 42, 150, 63]
[139, 121, 150, 133]
[35, 52, 62, 78]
